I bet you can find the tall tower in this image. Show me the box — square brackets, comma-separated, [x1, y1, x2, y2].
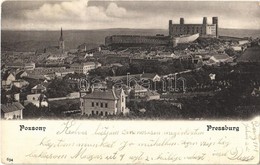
[59, 27, 65, 53]
[212, 17, 218, 37]
[180, 18, 184, 25]
[203, 17, 207, 25]
[169, 20, 173, 36]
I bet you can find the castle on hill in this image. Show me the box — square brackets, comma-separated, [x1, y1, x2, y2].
[105, 17, 219, 47]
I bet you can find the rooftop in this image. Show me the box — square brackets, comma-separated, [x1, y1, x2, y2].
[1, 102, 24, 113]
[82, 89, 117, 100]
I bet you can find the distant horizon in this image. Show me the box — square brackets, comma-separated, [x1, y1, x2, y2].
[2, 27, 260, 31]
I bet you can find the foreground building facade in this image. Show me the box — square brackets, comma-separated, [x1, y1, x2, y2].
[80, 87, 126, 116]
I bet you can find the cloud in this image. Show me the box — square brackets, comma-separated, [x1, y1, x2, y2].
[23, 0, 111, 23]
[105, 3, 126, 18]
[2, 1, 259, 30]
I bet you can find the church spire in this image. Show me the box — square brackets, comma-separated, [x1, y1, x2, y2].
[59, 27, 65, 52]
[59, 27, 64, 41]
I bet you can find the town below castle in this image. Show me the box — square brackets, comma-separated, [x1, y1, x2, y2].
[1, 17, 260, 120]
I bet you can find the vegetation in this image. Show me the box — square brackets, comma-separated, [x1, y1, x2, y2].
[23, 103, 51, 119]
[46, 78, 78, 98]
[89, 60, 195, 78]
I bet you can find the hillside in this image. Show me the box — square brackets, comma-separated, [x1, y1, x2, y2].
[1, 28, 260, 52]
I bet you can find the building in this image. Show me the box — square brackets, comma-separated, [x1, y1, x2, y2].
[131, 83, 148, 99]
[25, 94, 48, 107]
[80, 87, 126, 116]
[55, 69, 74, 77]
[59, 27, 65, 53]
[105, 35, 170, 47]
[206, 54, 233, 66]
[2, 72, 16, 89]
[105, 17, 218, 47]
[31, 84, 47, 94]
[169, 17, 218, 37]
[35, 28, 65, 55]
[141, 73, 161, 82]
[70, 62, 101, 74]
[24, 62, 36, 70]
[1, 102, 24, 119]
[146, 90, 160, 100]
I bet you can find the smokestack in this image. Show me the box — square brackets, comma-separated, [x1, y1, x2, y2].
[180, 18, 184, 25]
[212, 17, 218, 37]
[203, 17, 207, 25]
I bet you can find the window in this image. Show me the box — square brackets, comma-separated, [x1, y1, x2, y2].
[96, 111, 99, 115]
[96, 102, 99, 106]
[92, 102, 94, 107]
[101, 103, 103, 108]
[100, 111, 103, 116]
[105, 112, 108, 116]
[122, 96, 124, 102]
[105, 103, 108, 108]
[92, 111, 94, 115]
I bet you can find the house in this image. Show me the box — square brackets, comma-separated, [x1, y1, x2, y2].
[5, 63, 24, 69]
[24, 62, 36, 70]
[141, 73, 161, 82]
[106, 74, 142, 83]
[55, 69, 74, 78]
[12, 80, 29, 88]
[131, 83, 148, 99]
[25, 93, 48, 107]
[70, 62, 101, 74]
[91, 82, 107, 91]
[1, 102, 24, 119]
[232, 46, 242, 52]
[2, 72, 16, 90]
[67, 92, 80, 98]
[238, 40, 249, 46]
[15, 71, 28, 79]
[251, 87, 260, 97]
[206, 54, 233, 66]
[31, 84, 48, 94]
[80, 87, 127, 116]
[146, 90, 160, 100]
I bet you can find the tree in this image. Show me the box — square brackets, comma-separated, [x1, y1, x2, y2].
[23, 103, 41, 119]
[47, 78, 74, 98]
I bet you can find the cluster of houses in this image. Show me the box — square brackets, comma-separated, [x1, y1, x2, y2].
[1, 60, 103, 119]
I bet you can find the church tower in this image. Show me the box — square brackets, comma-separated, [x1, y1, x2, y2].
[59, 27, 65, 53]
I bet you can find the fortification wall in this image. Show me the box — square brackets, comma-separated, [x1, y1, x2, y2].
[105, 35, 170, 46]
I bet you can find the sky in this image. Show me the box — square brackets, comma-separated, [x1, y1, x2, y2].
[1, 0, 260, 30]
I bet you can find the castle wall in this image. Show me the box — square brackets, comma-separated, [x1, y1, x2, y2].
[171, 24, 206, 36]
[105, 35, 170, 46]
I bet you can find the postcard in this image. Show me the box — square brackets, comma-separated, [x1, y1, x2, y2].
[1, 0, 260, 164]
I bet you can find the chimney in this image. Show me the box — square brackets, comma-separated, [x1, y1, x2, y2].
[180, 18, 184, 25]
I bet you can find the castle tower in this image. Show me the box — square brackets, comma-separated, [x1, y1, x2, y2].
[180, 18, 184, 25]
[59, 27, 65, 52]
[169, 20, 173, 36]
[203, 17, 207, 25]
[212, 17, 218, 37]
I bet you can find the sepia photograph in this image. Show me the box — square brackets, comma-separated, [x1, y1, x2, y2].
[1, 0, 260, 164]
